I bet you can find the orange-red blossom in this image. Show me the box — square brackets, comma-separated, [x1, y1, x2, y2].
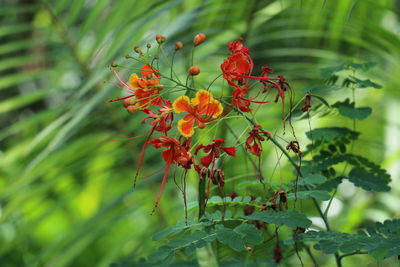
[173, 90, 223, 137]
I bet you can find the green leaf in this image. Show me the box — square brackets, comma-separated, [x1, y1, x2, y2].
[245, 210, 312, 229]
[316, 177, 344, 191]
[147, 246, 173, 263]
[320, 65, 345, 79]
[332, 99, 372, 120]
[345, 61, 377, 71]
[152, 220, 210, 241]
[234, 224, 263, 245]
[216, 227, 245, 251]
[306, 127, 359, 142]
[348, 167, 390, 192]
[298, 219, 400, 258]
[350, 76, 382, 89]
[297, 173, 327, 188]
[287, 190, 331, 201]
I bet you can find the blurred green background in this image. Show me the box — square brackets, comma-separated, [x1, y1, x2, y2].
[1, 0, 400, 266]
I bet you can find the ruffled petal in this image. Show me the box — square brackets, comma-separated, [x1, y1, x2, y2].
[220, 146, 236, 157]
[191, 90, 213, 108]
[173, 96, 192, 113]
[177, 117, 195, 137]
[200, 153, 214, 167]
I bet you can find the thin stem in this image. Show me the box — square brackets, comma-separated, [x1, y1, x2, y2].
[305, 246, 320, 267]
[338, 251, 368, 260]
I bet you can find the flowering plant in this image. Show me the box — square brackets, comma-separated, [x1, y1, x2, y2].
[110, 34, 397, 266]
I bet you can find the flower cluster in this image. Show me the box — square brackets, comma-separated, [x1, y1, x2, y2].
[110, 33, 289, 212]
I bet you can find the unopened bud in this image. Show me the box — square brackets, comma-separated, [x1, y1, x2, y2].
[146, 43, 151, 49]
[193, 33, 206, 46]
[133, 46, 141, 53]
[124, 54, 130, 59]
[111, 61, 118, 68]
[122, 98, 135, 108]
[126, 105, 138, 113]
[154, 55, 159, 60]
[188, 66, 200, 76]
[175, 41, 183, 50]
[155, 34, 166, 44]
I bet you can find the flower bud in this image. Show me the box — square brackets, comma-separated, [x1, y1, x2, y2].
[188, 66, 200, 76]
[126, 105, 138, 113]
[193, 33, 206, 46]
[146, 43, 151, 49]
[110, 61, 118, 68]
[133, 46, 141, 53]
[175, 41, 183, 50]
[155, 34, 166, 44]
[122, 98, 135, 108]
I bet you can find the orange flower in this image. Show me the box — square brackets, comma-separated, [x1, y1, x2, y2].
[173, 90, 223, 137]
[110, 65, 162, 109]
[127, 65, 162, 108]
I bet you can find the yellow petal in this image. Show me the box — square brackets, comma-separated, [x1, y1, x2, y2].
[177, 118, 195, 137]
[128, 73, 139, 89]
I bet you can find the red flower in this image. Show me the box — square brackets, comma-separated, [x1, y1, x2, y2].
[195, 138, 236, 167]
[141, 100, 173, 133]
[194, 139, 235, 188]
[228, 38, 250, 54]
[245, 125, 270, 157]
[134, 100, 173, 188]
[232, 87, 252, 112]
[221, 39, 253, 89]
[148, 136, 193, 212]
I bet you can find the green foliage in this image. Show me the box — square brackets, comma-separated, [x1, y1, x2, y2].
[348, 167, 390, 192]
[2, 0, 399, 266]
[306, 127, 359, 142]
[298, 219, 400, 260]
[287, 190, 331, 201]
[332, 99, 372, 120]
[245, 210, 312, 229]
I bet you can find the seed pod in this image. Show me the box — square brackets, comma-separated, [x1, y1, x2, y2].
[126, 105, 138, 113]
[193, 33, 206, 46]
[274, 247, 282, 263]
[155, 34, 166, 44]
[122, 98, 135, 108]
[175, 41, 183, 50]
[188, 66, 200, 76]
